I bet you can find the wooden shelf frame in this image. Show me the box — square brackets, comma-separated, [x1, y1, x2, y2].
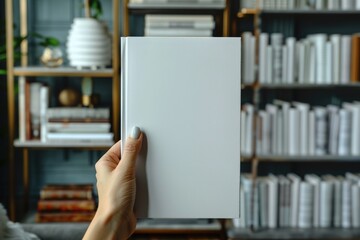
[241, 83, 360, 89]
[5, 0, 120, 221]
[123, 0, 231, 37]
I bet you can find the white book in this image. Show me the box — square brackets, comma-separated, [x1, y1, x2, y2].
[298, 181, 313, 228]
[271, 33, 283, 84]
[288, 173, 300, 228]
[308, 110, 316, 155]
[289, 108, 299, 155]
[241, 110, 247, 156]
[267, 175, 278, 228]
[145, 28, 212, 36]
[343, 103, 359, 155]
[47, 122, 111, 133]
[311, 34, 327, 84]
[239, 186, 246, 228]
[241, 175, 253, 228]
[244, 104, 254, 156]
[256, 112, 263, 155]
[281, 45, 288, 84]
[266, 104, 278, 154]
[327, 0, 341, 9]
[341, 0, 353, 9]
[259, 33, 269, 84]
[315, 0, 325, 9]
[327, 105, 340, 155]
[319, 180, 334, 228]
[298, 41, 306, 84]
[293, 102, 309, 155]
[330, 34, 341, 84]
[242, 32, 255, 84]
[351, 184, 360, 228]
[342, 180, 352, 228]
[340, 35, 351, 84]
[145, 15, 215, 29]
[47, 132, 114, 140]
[259, 179, 268, 228]
[314, 107, 327, 155]
[266, 46, 273, 84]
[334, 176, 344, 227]
[357, 0, 360, 9]
[121, 37, 241, 218]
[40, 86, 49, 143]
[288, 0, 295, 9]
[30, 82, 42, 139]
[259, 110, 269, 155]
[253, 181, 260, 228]
[275, 112, 283, 155]
[18, 77, 26, 141]
[286, 37, 296, 84]
[273, 100, 290, 155]
[309, 44, 316, 84]
[325, 41, 333, 84]
[305, 174, 321, 228]
[338, 108, 352, 155]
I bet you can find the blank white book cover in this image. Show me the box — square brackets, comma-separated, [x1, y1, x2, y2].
[121, 37, 241, 218]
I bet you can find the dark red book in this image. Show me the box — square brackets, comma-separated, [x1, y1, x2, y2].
[36, 212, 95, 223]
[37, 200, 95, 212]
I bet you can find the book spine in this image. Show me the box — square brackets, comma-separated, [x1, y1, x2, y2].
[340, 35, 351, 84]
[40, 86, 49, 142]
[37, 200, 95, 212]
[350, 35, 360, 82]
[36, 212, 95, 223]
[259, 33, 268, 84]
[40, 189, 93, 200]
[286, 37, 296, 84]
[18, 77, 26, 141]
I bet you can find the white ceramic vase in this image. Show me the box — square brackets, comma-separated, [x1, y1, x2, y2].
[67, 18, 111, 69]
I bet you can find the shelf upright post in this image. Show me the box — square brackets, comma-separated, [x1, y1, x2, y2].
[123, 0, 130, 36]
[20, 0, 30, 216]
[113, 0, 120, 141]
[5, 0, 15, 221]
[223, 0, 230, 37]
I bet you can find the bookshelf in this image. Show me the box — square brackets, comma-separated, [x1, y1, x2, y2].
[234, 1, 360, 239]
[122, 0, 231, 37]
[5, 0, 120, 221]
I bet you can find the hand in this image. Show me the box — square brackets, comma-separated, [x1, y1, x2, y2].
[84, 126, 143, 240]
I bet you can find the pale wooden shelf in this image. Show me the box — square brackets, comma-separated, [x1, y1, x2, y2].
[237, 8, 258, 18]
[13, 66, 114, 78]
[241, 155, 360, 162]
[228, 227, 360, 239]
[128, 2, 225, 10]
[261, 9, 360, 15]
[242, 83, 360, 89]
[14, 139, 114, 150]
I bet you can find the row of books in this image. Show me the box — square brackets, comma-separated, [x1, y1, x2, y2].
[233, 172, 360, 229]
[241, 101, 360, 156]
[18, 80, 113, 143]
[242, 32, 360, 84]
[144, 15, 215, 37]
[129, 0, 225, 8]
[36, 184, 95, 222]
[240, 0, 360, 10]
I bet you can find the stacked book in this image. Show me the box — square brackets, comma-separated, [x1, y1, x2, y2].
[233, 172, 360, 229]
[36, 184, 96, 222]
[240, 0, 360, 10]
[242, 32, 360, 85]
[45, 108, 112, 143]
[144, 15, 215, 37]
[241, 101, 360, 157]
[18, 80, 113, 144]
[128, 0, 225, 9]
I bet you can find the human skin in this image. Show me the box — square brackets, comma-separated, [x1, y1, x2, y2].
[83, 127, 143, 240]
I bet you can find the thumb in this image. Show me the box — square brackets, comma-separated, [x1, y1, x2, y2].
[117, 126, 143, 175]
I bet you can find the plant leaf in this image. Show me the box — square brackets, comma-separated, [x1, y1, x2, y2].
[0, 69, 7, 75]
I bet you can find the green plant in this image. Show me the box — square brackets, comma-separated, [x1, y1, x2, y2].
[90, 0, 103, 19]
[32, 32, 60, 48]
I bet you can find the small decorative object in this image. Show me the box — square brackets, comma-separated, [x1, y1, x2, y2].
[40, 47, 63, 68]
[81, 77, 93, 107]
[66, 0, 111, 70]
[59, 88, 81, 107]
[35, 33, 62, 68]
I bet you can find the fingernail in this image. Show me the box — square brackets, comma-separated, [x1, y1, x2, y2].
[130, 126, 141, 139]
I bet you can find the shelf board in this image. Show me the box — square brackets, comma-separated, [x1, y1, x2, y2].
[128, 2, 225, 10]
[237, 8, 258, 18]
[260, 9, 360, 15]
[13, 66, 114, 78]
[241, 155, 360, 162]
[228, 227, 360, 239]
[14, 139, 114, 150]
[242, 83, 360, 89]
